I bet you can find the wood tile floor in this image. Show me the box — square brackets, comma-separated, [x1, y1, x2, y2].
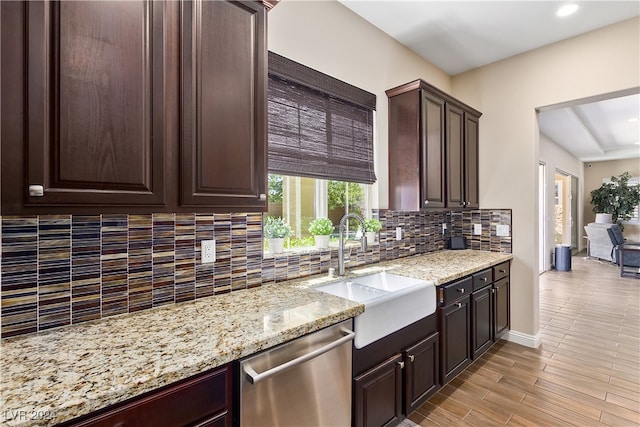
[408, 254, 640, 426]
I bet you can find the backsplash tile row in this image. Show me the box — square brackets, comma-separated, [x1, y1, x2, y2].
[0, 209, 511, 338]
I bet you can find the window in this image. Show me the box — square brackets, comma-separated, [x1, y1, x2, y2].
[265, 53, 376, 250]
[267, 175, 369, 246]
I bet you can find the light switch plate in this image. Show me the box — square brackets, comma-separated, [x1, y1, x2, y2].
[496, 224, 510, 237]
[395, 227, 402, 241]
[202, 240, 216, 263]
[442, 223, 447, 234]
[473, 224, 482, 235]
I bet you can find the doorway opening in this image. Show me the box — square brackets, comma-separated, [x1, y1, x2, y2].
[554, 170, 578, 253]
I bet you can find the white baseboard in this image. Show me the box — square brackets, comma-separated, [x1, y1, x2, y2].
[502, 329, 541, 348]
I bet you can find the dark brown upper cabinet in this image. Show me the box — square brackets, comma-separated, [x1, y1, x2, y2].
[386, 79, 481, 211]
[1, 0, 270, 215]
[18, 1, 166, 210]
[387, 82, 445, 210]
[446, 104, 480, 209]
[180, 0, 267, 210]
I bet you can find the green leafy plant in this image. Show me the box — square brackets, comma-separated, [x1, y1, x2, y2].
[263, 216, 293, 239]
[590, 172, 640, 231]
[268, 174, 283, 203]
[308, 217, 334, 236]
[364, 218, 382, 233]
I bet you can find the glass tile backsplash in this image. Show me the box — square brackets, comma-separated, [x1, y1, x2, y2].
[0, 209, 511, 338]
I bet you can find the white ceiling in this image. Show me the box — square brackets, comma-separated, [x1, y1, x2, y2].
[338, 0, 640, 162]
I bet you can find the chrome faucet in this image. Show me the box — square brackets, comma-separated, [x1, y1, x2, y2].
[338, 213, 367, 276]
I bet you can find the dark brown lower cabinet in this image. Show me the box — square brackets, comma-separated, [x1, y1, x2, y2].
[352, 314, 439, 427]
[439, 294, 471, 385]
[493, 277, 510, 339]
[403, 332, 439, 415]
[354, 354, 403, 427]
[62, 364, 231, 427]
[471, 285, 493, 359]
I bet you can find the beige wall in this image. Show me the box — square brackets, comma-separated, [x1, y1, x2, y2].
[584, 159, 640, 241]
[269, 2, 640, 345]
[453, 17, 640, 341]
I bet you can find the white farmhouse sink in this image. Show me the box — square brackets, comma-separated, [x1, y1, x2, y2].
[315, 272, 436, 349]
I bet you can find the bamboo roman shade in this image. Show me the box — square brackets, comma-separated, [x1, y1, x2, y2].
[267, 52, 377, 184]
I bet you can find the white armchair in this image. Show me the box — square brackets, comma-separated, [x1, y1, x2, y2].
[584, 223, 616, 262]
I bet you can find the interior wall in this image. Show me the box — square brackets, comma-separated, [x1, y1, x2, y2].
[539, 133, 584, 270]
[584, 158, 640, 241]
[268, 0, 451, 210]
[452, 17, 640, 342]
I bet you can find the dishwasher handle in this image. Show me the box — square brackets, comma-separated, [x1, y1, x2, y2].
[243, 327, 355, 385]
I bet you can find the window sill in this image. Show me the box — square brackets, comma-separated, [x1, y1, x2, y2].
[263, 240, 379, 259]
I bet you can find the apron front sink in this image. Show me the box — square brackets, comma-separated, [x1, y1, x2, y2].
[315, 272, 436, 349]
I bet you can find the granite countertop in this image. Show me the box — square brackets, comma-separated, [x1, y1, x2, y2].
[0, 249, 511, 426]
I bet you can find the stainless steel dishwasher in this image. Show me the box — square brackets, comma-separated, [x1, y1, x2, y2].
[239, 319, 354, 426]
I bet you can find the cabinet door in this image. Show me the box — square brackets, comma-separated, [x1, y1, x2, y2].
[421, 91, 446, 208]
[181, 0, 267, 210]
[24, 1, 165, 208]
[445, 103, 465, 208]
[404, 332, 440, 414]
[493, 277, 510, 340]
[471, 286, 493, 359]
[354, 353, 403, 427]
[439, 294, 471, 385]
[388, 89, 421, 210]
[464, 112, 480, 209]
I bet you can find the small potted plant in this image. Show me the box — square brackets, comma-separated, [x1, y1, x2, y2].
[308, 217, 334, 249]
[364, 218, 382, 246]
[264, 216, 292, 254]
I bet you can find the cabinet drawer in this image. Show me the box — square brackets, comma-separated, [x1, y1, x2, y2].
[493, 262, 510, 281]
[438, 276, 472, 306]
[472, 269, 492, 291]
[66, 365, 230, 427]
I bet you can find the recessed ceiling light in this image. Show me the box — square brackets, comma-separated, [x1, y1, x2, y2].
[556, 4, 579, 17]
[628, 117, 639, 123]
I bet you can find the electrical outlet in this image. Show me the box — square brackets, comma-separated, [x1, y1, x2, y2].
[496, 224, 510, 237]
[442, 223, 447, 235]
[473, 224, 482, 235]
[395, 227, 402, 241]
[202, 240, 216, 263]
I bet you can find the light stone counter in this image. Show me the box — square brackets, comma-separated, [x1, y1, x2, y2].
[0, 284, 363, 426]
[0, 249, 510, 426]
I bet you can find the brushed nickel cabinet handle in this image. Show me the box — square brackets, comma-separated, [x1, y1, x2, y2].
[456, 302, 462, 308]
[408, 354, 415, 362]
[397, 361, 405, 369]
[457, 288, 465, 293]
[29, 185, 44, 197]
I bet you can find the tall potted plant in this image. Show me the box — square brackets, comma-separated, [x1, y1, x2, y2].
[264, 216, 292, 254]
[308, 217, 334, 249]
[590, 172, 640, 231]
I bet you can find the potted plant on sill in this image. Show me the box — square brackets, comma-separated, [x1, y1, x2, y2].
[590, 172, 640, 232]
[308, 217, 334, 249]
[364, 218, 382, 246]
[264, 216, 292, 254]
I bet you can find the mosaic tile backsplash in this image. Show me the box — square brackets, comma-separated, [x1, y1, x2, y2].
[0, 209, 511, 338]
